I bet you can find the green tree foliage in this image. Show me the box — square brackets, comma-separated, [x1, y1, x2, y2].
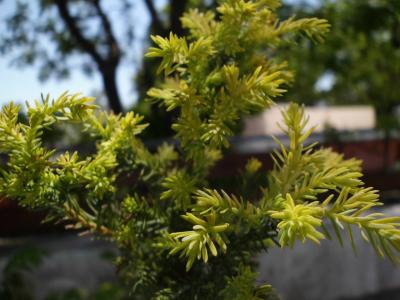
[280, 0, 400, 131]
[0, 1, 399, 299]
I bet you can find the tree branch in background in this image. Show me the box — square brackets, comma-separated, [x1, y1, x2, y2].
[91, 0, 121, 62]
[54, 0, 104, 66]
[54, 0, 123, 113]
[143, 0, 166, 35]
[169, 0, 188, 35]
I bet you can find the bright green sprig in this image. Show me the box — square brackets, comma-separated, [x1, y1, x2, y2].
[219, 264, 279, 300]
[192, 189, 260, 218]
[270, 193, 324, 247]
[266, 103, 400, 264]
[146, 33, 189, 75]
[0, 93, 150, 224]
[180, 9, 216, 38]
[275, 17, 331, 43]
[322, 187, 400, 262]
[147, 0, 330, 174]
[160, 170, 197, 209]
[245, 157, 263, 175]
[169, 213, 230, 271]
[168, 188, 269, 269]
[265, 103, 363, 206]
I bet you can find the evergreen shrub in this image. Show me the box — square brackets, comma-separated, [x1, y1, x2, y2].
[1, 1, 399, 299]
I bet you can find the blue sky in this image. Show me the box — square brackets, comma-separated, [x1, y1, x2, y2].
[0, 0, 319, 109]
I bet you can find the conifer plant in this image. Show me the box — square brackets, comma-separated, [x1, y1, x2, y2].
[1, 1, 400, 299]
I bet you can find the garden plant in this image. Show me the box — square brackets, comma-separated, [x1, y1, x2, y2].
[1, 0, 400, 299]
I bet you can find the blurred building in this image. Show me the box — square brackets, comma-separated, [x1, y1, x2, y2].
[243, 104, 376, 136]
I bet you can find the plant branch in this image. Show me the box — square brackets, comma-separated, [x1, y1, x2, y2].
[91, 0, 121, 62]
[143, 0, 166, 34]
[54, 0, 104, 66]
[64, 202, 113, 236]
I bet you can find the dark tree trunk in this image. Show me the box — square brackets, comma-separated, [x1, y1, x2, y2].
[101, 64, 122, 114]
[170, 0, 188, 35]
[55, 0, 123, 114]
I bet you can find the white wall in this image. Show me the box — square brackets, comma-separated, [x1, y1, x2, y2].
[243, 104, 376, 136]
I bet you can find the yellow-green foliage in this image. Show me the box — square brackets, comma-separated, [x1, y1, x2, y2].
[264, 105, 400, 262]
[0, 1, 398, 299]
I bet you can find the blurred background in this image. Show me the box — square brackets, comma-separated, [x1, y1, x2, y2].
[0, 0, 400, 299]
